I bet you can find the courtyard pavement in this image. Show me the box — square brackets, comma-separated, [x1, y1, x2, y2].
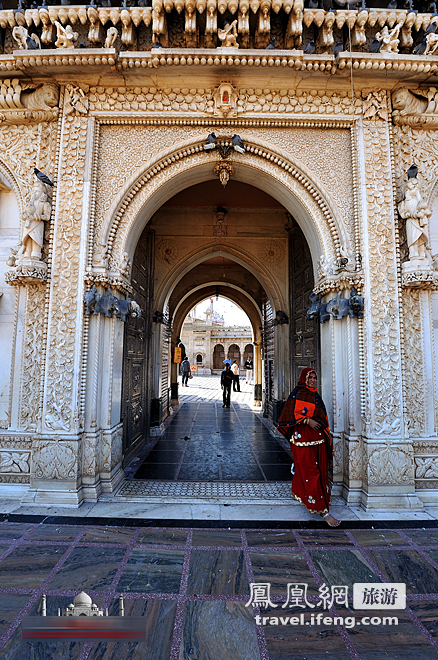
[1, 378, 438, 658]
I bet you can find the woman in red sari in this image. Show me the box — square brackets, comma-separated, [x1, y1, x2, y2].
[277, 367, 340, 527]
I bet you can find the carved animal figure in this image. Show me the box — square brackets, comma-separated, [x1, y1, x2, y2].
[306, 292, 330, 324]
[349, 288, 364, 319]
[21, 84, 59, 112]
[391, 88, 428, 117]
[327, 291, 362, 320]
[113, 297, 142, 322]
[94, 292, 118, 317]
[55, 22, 78, 48]
[84, 286, 98, 315]
[105, 27, 118, 48]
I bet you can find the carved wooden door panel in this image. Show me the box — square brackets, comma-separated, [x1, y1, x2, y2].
[289, 227, 320, 388]
[121, 228, 154, 463]
[262, 294, 275, 420]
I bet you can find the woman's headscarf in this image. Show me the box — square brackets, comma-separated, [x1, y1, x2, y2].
[276, 368, 331, 445]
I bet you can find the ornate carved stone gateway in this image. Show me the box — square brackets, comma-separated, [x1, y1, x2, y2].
[1, 0, 438, 510]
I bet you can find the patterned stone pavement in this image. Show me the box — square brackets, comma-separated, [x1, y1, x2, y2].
[1, 520, 438, 659]
[178, 373, 255, 406]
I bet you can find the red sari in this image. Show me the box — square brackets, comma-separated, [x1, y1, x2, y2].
[277, 368, 332, 515]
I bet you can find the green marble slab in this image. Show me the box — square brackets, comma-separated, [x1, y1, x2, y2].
[351, 530, 407, 547]
[80, 526, 136, 544]
[298, 530, 353, 546]
[136, 529, 187, 546]
[309, 549, 379, 592]
[192, 530, 242, 547]
[245, 531, 298, 548]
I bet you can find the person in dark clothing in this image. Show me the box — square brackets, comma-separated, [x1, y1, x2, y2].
[221, 364, 234, 408]
[181, 356, 191, 387]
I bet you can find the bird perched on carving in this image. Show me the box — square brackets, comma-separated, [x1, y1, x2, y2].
[152, 39, 163, 48]
[78, 43, 87, 48]
[387, 0, 397, 7]
[333, 42, 344, 57]
[425, 20, 438, 36]
[204, 133, 217, 150]
[308, 0, 319, 8]
[427, 2, 438, 13]
[369, 38, 382, 53]
[304, 40, 315, 54]
[414, 39, 427, 55]
[232, 134, 245, 153]
[407, 164, 418, 179]
[34, 168, 54, 187]
[26, 34, 40, 49]
[403, 0, 413, 8]
[266, 36, 275, 49]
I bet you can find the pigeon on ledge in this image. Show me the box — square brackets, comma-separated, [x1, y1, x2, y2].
[266, 36, 275, 49]
[369, 38, 381, 53]
[204, 133, 217, 150]
[407, 164, 418, 179]
[34, 168, 54, 187]
[232, 134, 245, 153]
[333, 42, 344, 58]
[304, 40, 315, 54]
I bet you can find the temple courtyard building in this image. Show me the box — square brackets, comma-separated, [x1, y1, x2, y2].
[1, 0, 438, 514]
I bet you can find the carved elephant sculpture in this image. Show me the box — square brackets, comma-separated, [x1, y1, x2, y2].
[326, 289, 364, 320]
[93, 292, 118, 318]
[306, 292, 330, 324]
[113, 298, 142, 322]
[84, 285, 98, 315]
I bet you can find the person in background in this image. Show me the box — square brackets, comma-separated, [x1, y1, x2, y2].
[244, 357, 253, 384]
[221, 363, 234, 408]
[231, 359, 240, 392]
[181, 356, 191, 387]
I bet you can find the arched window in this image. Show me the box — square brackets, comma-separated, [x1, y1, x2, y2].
[213, 344, 224, 369]
[196, 354, 203, 364]
[243, 344, 253, 363]
[227, 344, 241, 365]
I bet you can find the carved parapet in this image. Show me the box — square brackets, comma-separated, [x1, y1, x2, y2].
[5, 261, 48, 286]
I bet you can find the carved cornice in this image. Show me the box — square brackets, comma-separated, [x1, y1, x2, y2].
[313, 272, 364, 296]
[401, 266, 438, 289]
[84, 271, 133, 295]
[5, 263, 48, 286]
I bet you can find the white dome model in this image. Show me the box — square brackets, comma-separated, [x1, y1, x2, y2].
[73, 592, 92, 607]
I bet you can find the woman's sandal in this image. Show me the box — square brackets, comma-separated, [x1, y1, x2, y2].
[321, 512, 341, 527]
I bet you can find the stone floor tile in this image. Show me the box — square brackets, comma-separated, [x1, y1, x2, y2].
[308, 549, 380, 591]
[46, 546, 126, 591]
[403, 528, 438, 545]
[180, 602, 260, 660]
[298, 529, 353, 546]
[192, 529, 242, 546]
[87, 599, 177, 660]
[116, 547, 184, 593]
[351, 530, 408, 547]
[368, 549, 438, 594]
[25, 525, 82, 542]
[186, 549, 248, 595]
[80, 526, 136, 544]
[0, 545, 67, 588]
[136, 528, 188, 545]
[0, 522, 36, 540]
[245, 530, 298, 547]
[250, 550, 319, 594]
[409, 600, 438, 637]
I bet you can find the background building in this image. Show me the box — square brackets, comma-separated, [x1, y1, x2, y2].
[180, 300, 253, 374]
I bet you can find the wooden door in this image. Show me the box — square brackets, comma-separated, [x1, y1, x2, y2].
[121, 228, 154, 463]
[289, 226, 320, 388]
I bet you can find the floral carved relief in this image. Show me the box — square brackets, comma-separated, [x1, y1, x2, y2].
[0, 451, 30, 473]
[402, 290, 425, 437]
[362, 119, 403, 438]
[415, 456, 438, 479]
[32, 439, 78, 480]
[19, 286, 46, 431]
[44, 115, 88, 433]
[367, 442, 413, 485]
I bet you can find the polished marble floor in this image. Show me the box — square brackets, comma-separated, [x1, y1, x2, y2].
[1, 519, 438, 659]
[134, 401, 293, 482]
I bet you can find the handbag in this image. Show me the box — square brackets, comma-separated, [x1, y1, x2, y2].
[188, 372, 193, 379]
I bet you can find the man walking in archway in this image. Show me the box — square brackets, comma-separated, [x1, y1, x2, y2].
[181, 356, 191, 387]
[221, 363, 234, 408]
[232, 360, 241, 392]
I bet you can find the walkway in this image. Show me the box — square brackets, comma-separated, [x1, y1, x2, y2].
[178, 373, 254, 405]
[133, 399, 292, 482]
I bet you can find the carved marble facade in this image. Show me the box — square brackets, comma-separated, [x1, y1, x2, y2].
[0, 3, 438, 509]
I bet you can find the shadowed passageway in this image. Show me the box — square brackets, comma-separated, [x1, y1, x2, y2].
[134, 400, 292, 482]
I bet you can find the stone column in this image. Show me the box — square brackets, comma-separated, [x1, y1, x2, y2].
[358, 92, 418, 508]
[24, 111, 91, 506]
